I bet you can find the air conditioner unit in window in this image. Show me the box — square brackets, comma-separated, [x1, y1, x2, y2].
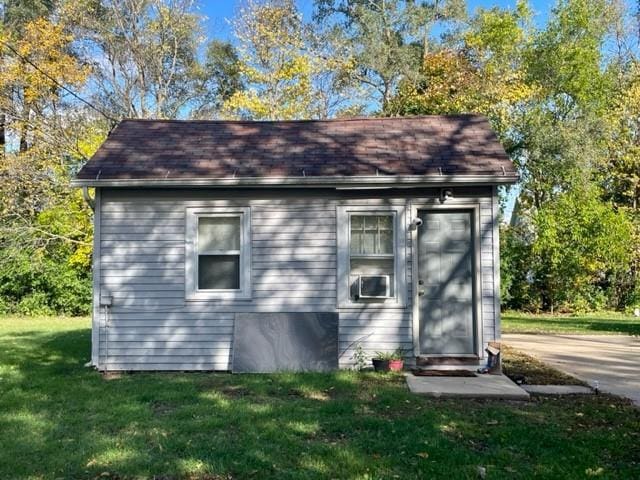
[358, 275, 391, 299]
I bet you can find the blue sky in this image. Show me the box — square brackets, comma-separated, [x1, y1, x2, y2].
[199, 0, 554, 40]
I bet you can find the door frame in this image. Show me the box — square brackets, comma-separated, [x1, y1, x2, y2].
[410, 201, 483, 358]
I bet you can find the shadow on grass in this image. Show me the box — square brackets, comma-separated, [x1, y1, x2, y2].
[0, 327, 422, 479]
[1, 326, 639, 479]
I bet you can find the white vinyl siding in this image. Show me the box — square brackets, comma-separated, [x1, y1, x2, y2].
[94, 188, 499, 371]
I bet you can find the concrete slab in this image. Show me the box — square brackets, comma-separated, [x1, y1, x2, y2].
[522, 385, 593, 395]
[406, 374, 530, 400]
[504, 334, 640, 405]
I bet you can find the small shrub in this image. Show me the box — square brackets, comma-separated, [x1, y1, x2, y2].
[17, 292, 55, 316]
[351, 343, 368, 371]
[0, 296, 12, 314]
[49, 269, 91, 316]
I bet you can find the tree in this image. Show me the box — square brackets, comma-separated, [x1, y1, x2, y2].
[531, 186, 634, 311]
[199, 40, 244, 118]
[525, 0, 616, 116]
[602, 60, 640, 212]
[0, 17, 89, 150]
[314, 0, 467, 112]
[385, 49, 482, 116]
[223, 0, 356, 120]
[0, 0, 57, 152]
[0, 14, 96, 315]
[387, 2, 533, 135]
[62, 0, 239, 119]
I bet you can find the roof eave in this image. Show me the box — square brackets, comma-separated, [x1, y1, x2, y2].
[71, 174, 519, 188]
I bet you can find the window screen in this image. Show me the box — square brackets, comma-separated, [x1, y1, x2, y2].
[197, 215, 241, 290]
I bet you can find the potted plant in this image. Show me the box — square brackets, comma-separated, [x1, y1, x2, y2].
[372, 349, 406, 372]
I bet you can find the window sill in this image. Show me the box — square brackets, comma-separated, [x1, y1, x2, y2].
[185, 291, 252, 302]
[339, 299, 407, 309]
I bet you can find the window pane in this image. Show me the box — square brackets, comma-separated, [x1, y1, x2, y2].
[350, 257, 394, 275]
[350, 214, 394, 256]
[379, 230, 393, 254]
[198, 216, 240, 251]
[198, 255, 240, 289]
[350, 231, 362, 254]
[350, 215, 363, 254]
[378, 215, 392, 230]
[364, 216, 378, 230]
[362, 230, 376, 254]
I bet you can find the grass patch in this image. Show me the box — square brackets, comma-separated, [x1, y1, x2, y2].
[501, 346, 587, 386]
[1, 315, 639, 479]
[502, 311, 640, 336]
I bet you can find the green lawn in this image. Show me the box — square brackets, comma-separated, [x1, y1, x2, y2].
[502, 311, 640, 336]
[1, 316, 639, 479]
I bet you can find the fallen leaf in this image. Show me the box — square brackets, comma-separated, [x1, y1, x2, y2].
[586, 467, 604, 476]
[416, 452, 429, 458]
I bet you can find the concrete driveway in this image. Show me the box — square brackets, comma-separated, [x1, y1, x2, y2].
[503, 334, 640, 405]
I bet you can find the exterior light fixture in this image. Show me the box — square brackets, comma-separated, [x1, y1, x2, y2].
[440, 188, 453, 203]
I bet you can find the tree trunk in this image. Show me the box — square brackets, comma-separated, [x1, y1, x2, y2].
[0, 112, 5, 157]
[19, 119, 27, 152]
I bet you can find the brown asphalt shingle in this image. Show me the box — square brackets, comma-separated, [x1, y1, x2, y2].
[75, 115, 516, 182]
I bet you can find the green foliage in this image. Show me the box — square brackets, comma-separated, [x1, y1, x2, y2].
[385, 0, 640, 312]
[525, 0, 615, 113]
[350, 342, 368, 371]
[502, 186, 636, 312]
[63, 0, 236, 119]
[0, 247, 91, 316]
[532, 187, 633, 311]
[373, 348, 406, 361]
[223, 0, 357, 120]
[500, 224, 536, 310]
[16, 292, 55, 316]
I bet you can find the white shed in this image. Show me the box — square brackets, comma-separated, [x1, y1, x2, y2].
[72, 115, 518, 372]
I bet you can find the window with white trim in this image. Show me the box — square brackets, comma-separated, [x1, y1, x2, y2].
[349, 214, 395, 298]
[186, 207, 251, 300]
[337, 205, 406, 307]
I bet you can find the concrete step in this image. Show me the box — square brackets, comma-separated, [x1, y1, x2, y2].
[406, 374, 530, 401]
[416, 356, 480, 366]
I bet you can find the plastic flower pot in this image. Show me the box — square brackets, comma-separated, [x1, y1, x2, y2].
[388, 359, 404, 372]
[372, 359, 390, 372]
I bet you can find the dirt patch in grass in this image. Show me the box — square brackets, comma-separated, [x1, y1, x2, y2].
[219, 384, 251, 398]
[150, 401, 177, 416]
[502, 345, 587, 386]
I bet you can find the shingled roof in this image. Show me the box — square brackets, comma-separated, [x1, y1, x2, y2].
[73, 115, 517, 187]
